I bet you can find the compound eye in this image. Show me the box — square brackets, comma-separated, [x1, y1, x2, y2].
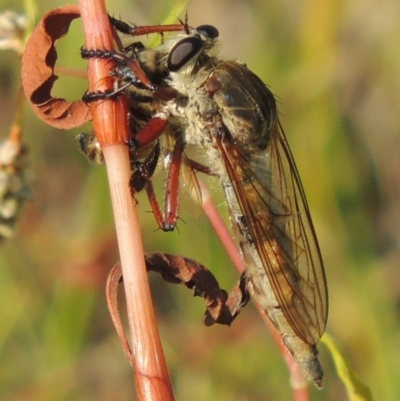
[168, 37, 202, 72]
[196, 25, 219, 39]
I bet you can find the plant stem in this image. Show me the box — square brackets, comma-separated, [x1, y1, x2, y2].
[78, 0, 174, 399]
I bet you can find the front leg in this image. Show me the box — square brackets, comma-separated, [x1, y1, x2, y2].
[81, 46, 156, 92]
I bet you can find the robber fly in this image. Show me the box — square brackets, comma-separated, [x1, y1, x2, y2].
[82, 17, 328, 387]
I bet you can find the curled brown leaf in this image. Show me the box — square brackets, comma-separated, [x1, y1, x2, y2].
[21, 5, 91, 129]
[106, 261, 135, 367]
[143, 252, 250, 326]
[106, 252, 251, 361]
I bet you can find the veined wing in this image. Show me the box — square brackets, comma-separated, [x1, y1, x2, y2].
[216, 121, 328, 345]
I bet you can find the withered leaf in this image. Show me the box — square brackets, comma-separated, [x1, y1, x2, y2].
[21, 5, 91, 129]
[106, 252, 250, 362]
[143, 252, 250, 326]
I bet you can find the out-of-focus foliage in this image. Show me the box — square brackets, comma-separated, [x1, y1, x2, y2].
[321, 334, 373, 401]
[1, 0, 399, 399]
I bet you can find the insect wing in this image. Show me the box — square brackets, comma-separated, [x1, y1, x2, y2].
[216, 122, 328, 345]
[180, 153, 203, 208]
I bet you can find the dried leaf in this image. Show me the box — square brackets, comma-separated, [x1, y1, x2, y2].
[106, 252, 250, 361]
[21, 5, 91, 129]
[106, 262, 135, 367]
[144, 252, 250, 325]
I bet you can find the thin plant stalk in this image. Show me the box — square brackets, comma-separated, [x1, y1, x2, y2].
[78, 0, 174, 399]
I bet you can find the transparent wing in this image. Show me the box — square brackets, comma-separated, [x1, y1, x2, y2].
[180, 153, 202, 208]
[217, 121, 328, 345]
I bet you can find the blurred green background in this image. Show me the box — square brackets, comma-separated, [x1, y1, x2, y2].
[1, 0, 399, 399]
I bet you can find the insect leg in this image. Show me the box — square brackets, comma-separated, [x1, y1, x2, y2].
[109, 15, 189, 38]
[129, 142, 160, 192]
[130, 113, 169, 149]
[162, 139, 185, 231]
[187, 158, 219, 177]
[129, 142, 167, 230]
[81, 47, 156, 92]
[129, 139, 181, 232]
[81, 82, 135, 103]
